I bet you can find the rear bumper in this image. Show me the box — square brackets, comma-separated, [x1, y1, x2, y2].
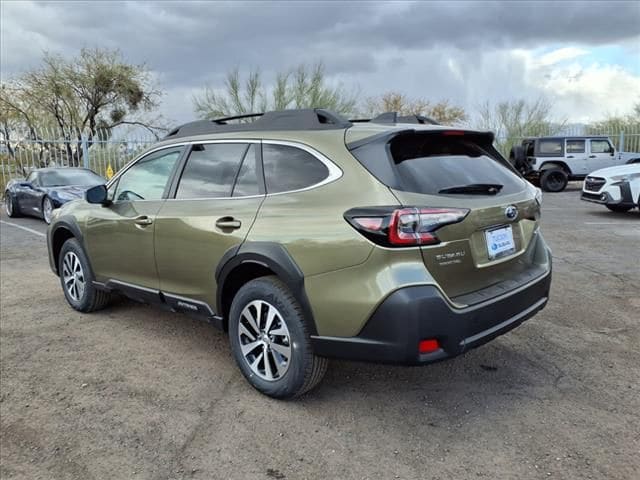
[311, 267, 551, 365]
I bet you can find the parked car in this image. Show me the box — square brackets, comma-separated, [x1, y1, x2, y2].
[46, 109, 552, 398]
[5, 168, 105, 224]
[510, 136, 640, 192]
[581, 163, 640, 212]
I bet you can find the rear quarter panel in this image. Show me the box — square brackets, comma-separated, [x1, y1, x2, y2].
[246, 133, 398, 276]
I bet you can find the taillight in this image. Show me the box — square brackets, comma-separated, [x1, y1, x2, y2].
[345, 206, 469, 247]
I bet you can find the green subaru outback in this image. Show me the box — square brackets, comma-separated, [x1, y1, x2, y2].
[47, 109, 552, 398]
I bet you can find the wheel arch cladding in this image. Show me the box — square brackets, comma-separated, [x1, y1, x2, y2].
[215, 242, 318, 335]
[49, 218, 84, 275]
[540, 161, 571, 174]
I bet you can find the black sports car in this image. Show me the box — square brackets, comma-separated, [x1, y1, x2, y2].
[4, 168, 105, 224]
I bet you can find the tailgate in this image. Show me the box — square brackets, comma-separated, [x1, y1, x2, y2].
[393, 190, 541, 299]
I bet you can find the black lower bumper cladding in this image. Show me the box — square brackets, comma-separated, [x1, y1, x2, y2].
[311, 270, 552, 365]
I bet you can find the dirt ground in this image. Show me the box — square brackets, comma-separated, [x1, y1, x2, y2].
[1, 184, 639, 480]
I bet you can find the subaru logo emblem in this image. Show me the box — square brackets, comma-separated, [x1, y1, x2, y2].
[505, 205, 518, 220]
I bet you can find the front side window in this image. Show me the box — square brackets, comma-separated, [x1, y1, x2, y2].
[114, 148, 182, 202]
[262, 144, 329, 194]
[176, 143, 249, 199]
[590, 139, 613, 154]
[566, 140, 585, 154]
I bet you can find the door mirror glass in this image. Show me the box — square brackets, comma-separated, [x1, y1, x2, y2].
[86, 184, 109, 204]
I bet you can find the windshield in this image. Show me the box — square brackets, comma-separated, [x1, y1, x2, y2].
[39, 169, 104, 187]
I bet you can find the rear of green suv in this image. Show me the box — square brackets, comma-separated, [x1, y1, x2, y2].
[47, 109, 551, 398]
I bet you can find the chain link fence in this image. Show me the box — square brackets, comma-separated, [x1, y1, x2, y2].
[493, 124, 640, 158]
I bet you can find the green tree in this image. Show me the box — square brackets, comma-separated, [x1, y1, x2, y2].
[586, 102, 640, 151]
[193, 63, 358, 119]
[363, 91, 467, 125]
[0, 48, 165, 166]
[475, 98, 563, 156]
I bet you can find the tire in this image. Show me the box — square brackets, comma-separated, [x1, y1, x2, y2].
[540, 168, 568, 192]
[42, 196, 54, 224]
[4, 191, 21, 218]
[605, 205, 632, 213]
[58, 238, 112, 312]
[228, 276, 328, 399]
[509, 145, 526, 173]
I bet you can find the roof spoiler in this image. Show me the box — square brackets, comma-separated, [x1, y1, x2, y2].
[347, 128, 495, 151]
[349, 111, 440, 125]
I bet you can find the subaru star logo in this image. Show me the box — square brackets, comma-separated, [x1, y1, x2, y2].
[505, 205, 518, 220]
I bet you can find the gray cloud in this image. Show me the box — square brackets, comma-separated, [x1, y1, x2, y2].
[1, 0, 639, 123]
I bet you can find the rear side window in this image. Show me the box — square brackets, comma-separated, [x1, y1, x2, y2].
[262, 144, 329, 194]
[232, 145, 260, 197]
[566, 140, 585, 153]
[538, 139, 563, 155]
[176, 143, 249, 199]
[351, 132, 525, 196]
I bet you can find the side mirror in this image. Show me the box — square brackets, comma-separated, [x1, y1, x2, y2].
[86, 184, 110, 205]
[18, 181, 33, 188]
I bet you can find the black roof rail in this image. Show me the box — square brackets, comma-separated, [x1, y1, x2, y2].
[211, 112, 264, 124]
[372, 112, 440, 125]
[164, 109, 352, 139]
[348, 112, 440, 125]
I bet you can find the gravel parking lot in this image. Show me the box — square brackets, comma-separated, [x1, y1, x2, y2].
[1, 184, 638, 480]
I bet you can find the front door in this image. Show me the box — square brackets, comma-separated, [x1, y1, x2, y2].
[84, 146, 184, 291]
[154, 142, 264, 311]
[588, 138, 616, 172]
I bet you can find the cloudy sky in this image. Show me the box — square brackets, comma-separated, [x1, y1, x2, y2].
[1, 0, 639, 126]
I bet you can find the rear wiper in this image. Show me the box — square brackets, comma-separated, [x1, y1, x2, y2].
[438, 183, 503, 195]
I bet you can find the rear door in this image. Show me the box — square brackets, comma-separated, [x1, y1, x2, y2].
[154, 141, 264, 312]
[350, 130, 541, 300]
[564, 139, 588, 175]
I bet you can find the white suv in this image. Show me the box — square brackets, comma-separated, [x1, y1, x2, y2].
[581, 163, 640, 212]
[510, 136, 640, 192]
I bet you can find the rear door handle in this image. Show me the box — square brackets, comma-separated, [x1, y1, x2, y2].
[566, 155, 574, 158]
[589, 155, 596, 158]
[215, 217, 241, 230]
[134, 215, 153, 226]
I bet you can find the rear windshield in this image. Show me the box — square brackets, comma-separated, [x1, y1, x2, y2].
[351, 132, 525, 196]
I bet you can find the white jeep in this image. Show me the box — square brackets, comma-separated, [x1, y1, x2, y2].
[510, 136, 640, 192]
